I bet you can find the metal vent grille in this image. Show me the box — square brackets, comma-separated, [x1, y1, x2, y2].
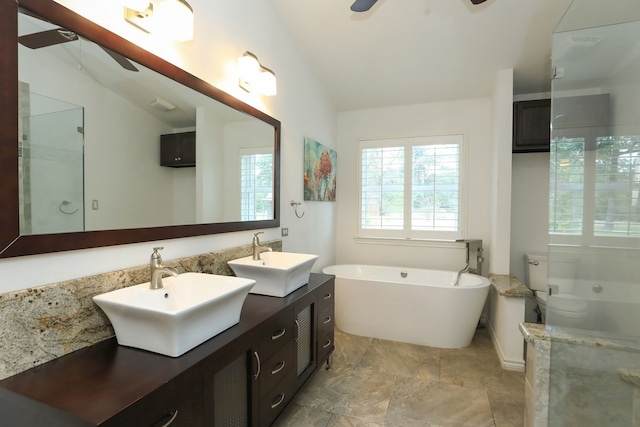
[214, 353, 248, 426]
[297, 306, 312, 376]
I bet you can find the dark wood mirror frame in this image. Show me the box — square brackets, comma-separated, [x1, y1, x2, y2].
[0, 0, 280, 258]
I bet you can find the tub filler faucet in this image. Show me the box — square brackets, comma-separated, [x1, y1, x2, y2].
[454, 239, 484, 286]
[252, 232, 273, 260]
[150, 247, 179, 289]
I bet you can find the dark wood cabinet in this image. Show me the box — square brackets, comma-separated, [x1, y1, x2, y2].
[317, 285, 335, 364]
[512, 99, 551, 153]
[0, 273, 335, 427]
[160, 131, 196, 167]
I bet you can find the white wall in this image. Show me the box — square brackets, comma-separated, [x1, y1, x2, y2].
[489, 69, 514, 275]
[0, 0, 337, 293]
[335, 98, 493, 271]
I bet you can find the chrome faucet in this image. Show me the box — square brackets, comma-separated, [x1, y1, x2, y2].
[150, 247, 179, 289]
[252, 232, 273, 260]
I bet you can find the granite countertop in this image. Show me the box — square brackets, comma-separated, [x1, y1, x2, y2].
[618, 368, 640, 387]
[488, 274, 533, 298]
[519, 322, 640, 354]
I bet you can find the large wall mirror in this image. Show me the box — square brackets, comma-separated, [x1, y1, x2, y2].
[0, 0, 280, 258]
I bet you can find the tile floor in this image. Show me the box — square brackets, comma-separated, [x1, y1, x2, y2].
[274, 327, 525, 427]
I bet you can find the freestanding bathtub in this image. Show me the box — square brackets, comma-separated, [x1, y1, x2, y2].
[322, 264, 490, 349]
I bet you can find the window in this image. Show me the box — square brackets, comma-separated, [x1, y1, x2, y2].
[359, 134, 464, 239]
[240, 148, 273, 221]
[549, 135, 640, 241]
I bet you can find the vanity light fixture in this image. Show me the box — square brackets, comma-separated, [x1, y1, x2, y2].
[124, 0, 194, 41]
[238, 51, 277, 96]
[155, 0, 194, 41]
[124, 1, 154, 34]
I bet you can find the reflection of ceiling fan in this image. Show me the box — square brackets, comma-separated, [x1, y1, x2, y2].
[18, 26, 139, 72]
[351, 0, 487, 12]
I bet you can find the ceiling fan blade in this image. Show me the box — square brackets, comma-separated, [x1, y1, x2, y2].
[351, 0, 379, 12]
[470, 0, 487, 4]
[18, 28, 78, 49]
[99, 46, 139, 72]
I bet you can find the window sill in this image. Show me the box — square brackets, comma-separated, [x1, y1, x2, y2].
[353, 236, 469, 248]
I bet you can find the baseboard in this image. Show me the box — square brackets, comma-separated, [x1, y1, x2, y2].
[487, 322, 525, 372]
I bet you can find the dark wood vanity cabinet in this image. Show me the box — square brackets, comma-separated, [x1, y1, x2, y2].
[0, 273, 335, 427]
[160, 131, 196, 167]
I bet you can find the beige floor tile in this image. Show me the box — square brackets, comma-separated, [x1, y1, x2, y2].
[277, 327, 525, 427]
[332, 328, 372, 367]
[359, 338, 440, 381]
[326, 413, 387, 427]
[294, 364, 396, 423]
[385, 377, 495, 427]
[272, 403, 333, 427]
[488, 390, 525, 427]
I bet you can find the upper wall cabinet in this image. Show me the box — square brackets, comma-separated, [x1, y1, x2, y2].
[512, 95, 611, 154]
[512, 99, 551, 153]
[161, 132, 196, 167]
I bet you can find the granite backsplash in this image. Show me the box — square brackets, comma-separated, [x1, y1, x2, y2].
[0, 240, 281, 380]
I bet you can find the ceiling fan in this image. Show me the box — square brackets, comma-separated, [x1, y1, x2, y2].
[18, 11, 139, 72]
[351, 0, 487, 12]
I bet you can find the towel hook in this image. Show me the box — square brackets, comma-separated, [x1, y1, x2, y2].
[290, 200, 305, 218]
[59, 200, 79, 215]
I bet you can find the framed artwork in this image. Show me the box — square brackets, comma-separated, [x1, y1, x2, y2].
[303, 137, 337, 201]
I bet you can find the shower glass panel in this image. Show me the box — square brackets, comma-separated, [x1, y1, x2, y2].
[20, 92, 84, 235]
[548, 1, 640, 424]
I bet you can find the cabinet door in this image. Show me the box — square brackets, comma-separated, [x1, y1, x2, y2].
[512, 99, 551, 153]
[204, 337, 258, 427]
[294, 292, 317, 390]
[160, 132, 195, 167]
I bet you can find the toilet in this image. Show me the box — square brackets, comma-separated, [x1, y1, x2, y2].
[524, 253, 588, 328]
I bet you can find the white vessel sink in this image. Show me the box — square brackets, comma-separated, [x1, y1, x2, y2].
[227, 252, 318, 297]
[93, 272, 255, 357]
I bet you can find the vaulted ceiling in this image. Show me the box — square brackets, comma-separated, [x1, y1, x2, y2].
[272, 0, 573, 111]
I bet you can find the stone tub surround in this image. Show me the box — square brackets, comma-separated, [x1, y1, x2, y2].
[0, 240, 282, 380]
[519, 322, 640, 426]
[487, 274, 531, 371]
[489, 274, 534, 298]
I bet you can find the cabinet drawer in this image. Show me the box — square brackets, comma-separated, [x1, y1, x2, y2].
[316, 282, 335, 314]
[318, 305, 334, 338]
[105, 368, 203, 427]
[259, 341, 295, 399]
[318, 330, 334, 364]
[254, 306, 294, 362]
[259, 373, 294, 427]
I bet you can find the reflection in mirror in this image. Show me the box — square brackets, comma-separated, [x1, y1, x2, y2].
[18, 9, 275, 235]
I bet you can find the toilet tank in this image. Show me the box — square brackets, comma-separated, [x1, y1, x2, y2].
[524, 253, 548, 292]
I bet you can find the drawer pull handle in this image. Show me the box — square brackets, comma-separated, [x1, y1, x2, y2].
[271, 360, 286, 375]
[153, 409, 178, 427]
[253, 351, 261, 380]
[271, 328, 286, 340]
[294, 319, 300, 342]
[323, 339, 332, 349]
[323, 316, 332, 324]
[323, 292, 332, 300]
[270, 393, 286, 409]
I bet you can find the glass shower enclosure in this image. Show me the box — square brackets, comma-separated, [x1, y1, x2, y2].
[547, 0, 640, 424]
[20, 91, 84, 235]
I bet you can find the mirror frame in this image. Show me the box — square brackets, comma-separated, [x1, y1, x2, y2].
[0, 0, 280, 258]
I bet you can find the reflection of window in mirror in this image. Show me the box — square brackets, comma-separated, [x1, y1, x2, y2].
[240, 147, 273, 221]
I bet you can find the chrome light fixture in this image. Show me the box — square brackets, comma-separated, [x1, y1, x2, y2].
[238, 51, 277, 96]
[124, 0, 194, 41]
